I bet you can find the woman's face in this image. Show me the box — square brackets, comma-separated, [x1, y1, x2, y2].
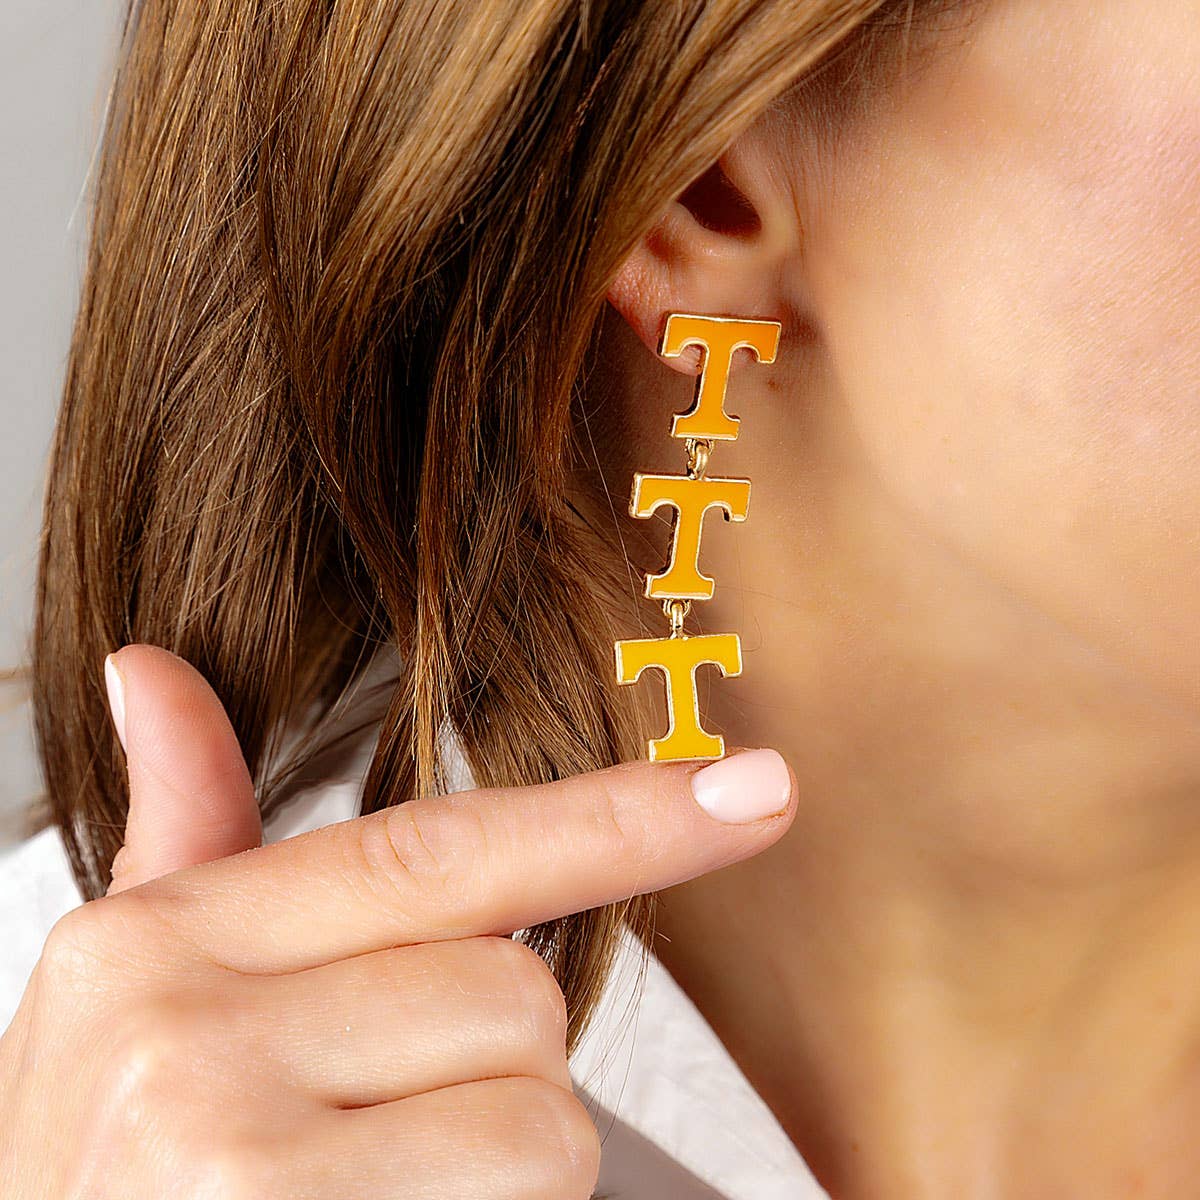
[601, 0, 1200, 772]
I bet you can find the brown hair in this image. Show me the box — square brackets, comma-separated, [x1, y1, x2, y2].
[34, 0, 944, 1051]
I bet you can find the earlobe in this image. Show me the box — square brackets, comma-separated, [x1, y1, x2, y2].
[605, 145, 799, 375]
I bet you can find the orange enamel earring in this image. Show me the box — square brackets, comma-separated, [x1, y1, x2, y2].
[614, 313, 782, 761]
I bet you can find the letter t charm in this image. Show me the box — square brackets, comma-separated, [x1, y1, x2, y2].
[614, 313, 781, 761]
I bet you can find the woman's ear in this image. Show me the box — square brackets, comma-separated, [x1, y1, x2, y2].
[606, 126, 803, 374]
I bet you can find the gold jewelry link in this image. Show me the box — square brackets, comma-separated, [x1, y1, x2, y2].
[663, 598, 691, 637]
[685, 437, 712, 480]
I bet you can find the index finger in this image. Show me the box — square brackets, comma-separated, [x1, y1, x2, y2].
[104, 749, 796, 974]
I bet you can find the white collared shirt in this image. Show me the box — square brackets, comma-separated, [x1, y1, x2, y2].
[0, 754, 829, 1199]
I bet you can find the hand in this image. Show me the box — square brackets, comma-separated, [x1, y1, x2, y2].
[0, 645, 796, 1199]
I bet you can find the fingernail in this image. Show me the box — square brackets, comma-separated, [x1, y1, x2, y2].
[690, 748, 792, 824]
[104, 654, 127, 752]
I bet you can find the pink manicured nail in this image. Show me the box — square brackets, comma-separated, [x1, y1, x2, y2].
[689, 748, 792, 824]
[104, 654, 127, 752]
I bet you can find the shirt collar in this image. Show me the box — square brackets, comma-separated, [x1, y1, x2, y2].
[569, 922, 830, 1200]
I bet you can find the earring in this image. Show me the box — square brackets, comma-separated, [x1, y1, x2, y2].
[614, 312, 781, 761]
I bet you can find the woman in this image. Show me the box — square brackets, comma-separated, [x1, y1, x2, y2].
[3, 0, 1198, 1194]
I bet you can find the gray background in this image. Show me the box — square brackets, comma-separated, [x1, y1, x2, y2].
[2, 2, 123, 844]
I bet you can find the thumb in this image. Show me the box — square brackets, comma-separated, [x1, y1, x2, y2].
[104, 645, 263, 896]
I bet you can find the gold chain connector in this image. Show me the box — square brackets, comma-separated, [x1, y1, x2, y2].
[663, 598, 691, 637]
[684, 437, 712, 480]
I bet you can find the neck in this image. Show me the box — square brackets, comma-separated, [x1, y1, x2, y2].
[652, 578, 1200, 1198]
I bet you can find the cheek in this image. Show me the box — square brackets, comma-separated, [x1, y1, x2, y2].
[804, 0, 1200, 703]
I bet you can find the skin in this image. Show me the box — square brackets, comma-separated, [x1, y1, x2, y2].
[600, 0, 1200, 1195]
[4, 2, 1195, 1197]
